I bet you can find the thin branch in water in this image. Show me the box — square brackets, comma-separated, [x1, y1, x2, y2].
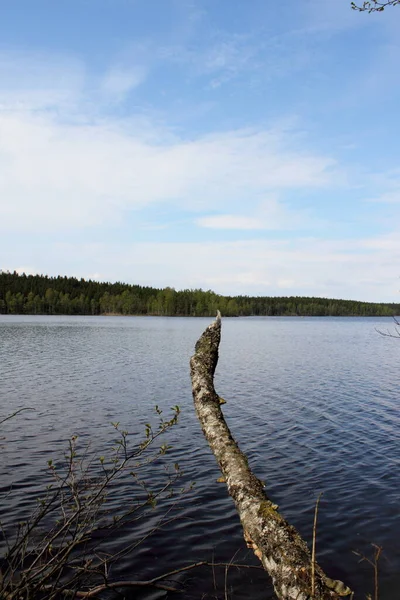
[311, 492, 323, 597]
[0, 407, 35, 426]
[376, 316, 400, 338]
[224, 549, 240, 600]
[353, 543, 383, 600]
[63, 561, 264, 598]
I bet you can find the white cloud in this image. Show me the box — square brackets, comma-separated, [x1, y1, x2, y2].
[100, 66, 146, 101]
[163, 29, 312, 90]
[201, 36, 259, 87]
[5, 236, 399, 302]
[0, 109, 337, 233]
[2, 11, 400, 305]
[0, 50, 85, 111]
[197, 196, 321, 231]
[0, 48, 341, 239]
[367, 190, 400, 204]
[358, 232, 400, 251]
[0, 49, 147, 113]
[197, 215, 267, 230]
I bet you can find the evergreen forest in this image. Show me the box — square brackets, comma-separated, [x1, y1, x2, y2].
[1, 270, 399, 317]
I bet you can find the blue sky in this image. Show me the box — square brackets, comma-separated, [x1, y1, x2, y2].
[1, 0, 400, 301]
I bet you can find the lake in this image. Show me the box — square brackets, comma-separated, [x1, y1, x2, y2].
[1, 315, 399, 599]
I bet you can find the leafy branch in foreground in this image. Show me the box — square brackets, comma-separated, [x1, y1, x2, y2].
[351, 0, 400, 11]
[0, 406, 194, 599]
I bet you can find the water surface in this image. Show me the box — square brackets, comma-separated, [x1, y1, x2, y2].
[1, 315, 399, 598]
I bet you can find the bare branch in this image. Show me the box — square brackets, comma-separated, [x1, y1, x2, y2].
[353, 544, 383, 600]
[311, 493, 323, 597]
[46, 561, 264, 598]
[0, 407, 35, 426]
[376, 316, 400, 338]
[351, 0, 400, 12]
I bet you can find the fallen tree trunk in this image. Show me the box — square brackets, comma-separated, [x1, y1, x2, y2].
[190, 312, 352, 600]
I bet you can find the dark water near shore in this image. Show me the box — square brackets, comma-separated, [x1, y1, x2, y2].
[1, 315, 399, 598]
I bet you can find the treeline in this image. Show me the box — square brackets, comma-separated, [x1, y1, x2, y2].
[1, 271, 399, 317]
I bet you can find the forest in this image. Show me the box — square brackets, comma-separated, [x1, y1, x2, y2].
[1, 270, 399, 317]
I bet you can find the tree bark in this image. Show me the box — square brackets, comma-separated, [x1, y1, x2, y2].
[190, 313, 352, 600]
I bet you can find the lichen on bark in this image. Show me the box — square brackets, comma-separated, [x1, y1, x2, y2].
[190, 314, 352, 600]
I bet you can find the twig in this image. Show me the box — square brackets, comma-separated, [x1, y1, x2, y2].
[351, 0, 400, 12]
[375, 316, 400, 338]
[224, 549, 240, 600]
[46, 561, 264, 598]
[0, 407, 35, 426]
[353, 543, 383, 600]
[211, 550, 217, 593]
[1, 409, 183, 599]
[311, 492, 323, 597]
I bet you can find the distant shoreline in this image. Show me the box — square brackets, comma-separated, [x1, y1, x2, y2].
[1, 271, 399, 318]
[0, 312, 397, 319]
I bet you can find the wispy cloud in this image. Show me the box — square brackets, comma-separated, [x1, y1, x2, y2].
[196, 196, 321, 231]
[5, 236, 399, 302]
[0, 57, 338, 234]
[2, 0, 400, 303]
[157, 33, 259, 87]
[367, 190, 400, 204]
[100, 65, 147, 101]
[0, 50, 147, 113]
[197, 215, 267, 230]
[0, 50, 85, 110]
[201, 35, 259, 87]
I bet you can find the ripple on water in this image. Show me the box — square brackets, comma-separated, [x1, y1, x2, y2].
[1, 315, 399, 599]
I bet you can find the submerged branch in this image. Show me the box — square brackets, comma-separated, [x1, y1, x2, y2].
[190, 312, 352, 600]
[42, 561, 263, 598]
[0, 407, 35, 426]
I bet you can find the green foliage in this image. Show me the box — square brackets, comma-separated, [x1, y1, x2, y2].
[1, 270, 399, 317]
[0, 407, 185, 599]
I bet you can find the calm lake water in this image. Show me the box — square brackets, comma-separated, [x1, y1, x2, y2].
[1, 315, 399, 599]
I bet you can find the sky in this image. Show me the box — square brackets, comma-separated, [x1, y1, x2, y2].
[1, 0, 400, 302]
